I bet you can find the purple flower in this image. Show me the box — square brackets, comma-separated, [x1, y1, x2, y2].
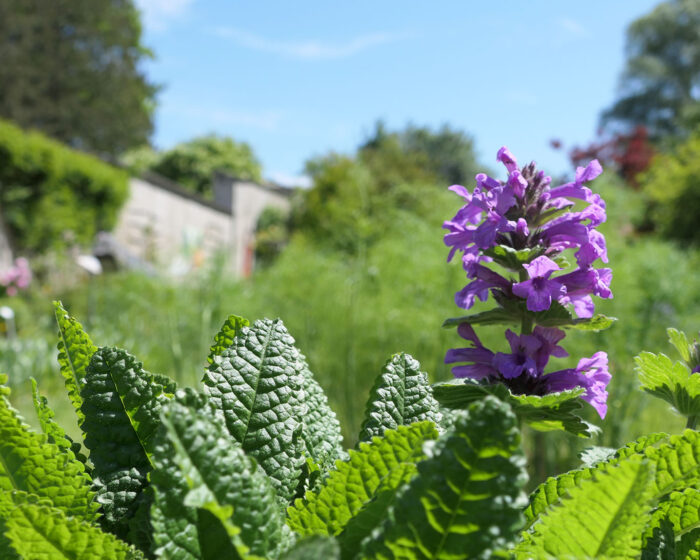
[512, 256, 567, 312]
[445, 324, 498, 380]
[454, 264, 510, 309]
[493, 330, 542, 379]
[497, 147, 518, 173]
[540, 352, 611, 418]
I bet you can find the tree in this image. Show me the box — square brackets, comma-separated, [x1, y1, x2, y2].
[144, 135, 263, 198]
[601, 0, 700, 140]
[0, 0, 157, 157]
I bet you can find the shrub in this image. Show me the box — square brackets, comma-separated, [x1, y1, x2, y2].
[0, 119, 129, 254]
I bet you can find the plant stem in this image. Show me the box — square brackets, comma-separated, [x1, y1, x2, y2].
[687, 415, 698, 430]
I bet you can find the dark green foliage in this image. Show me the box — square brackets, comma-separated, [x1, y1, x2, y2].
[0, 121, 129, 254]
[359, 353, 442, 442]
[361, 397, 528, 559]
[131, 135, 262, 198]
[601, 0, 700, 138]
[152, 391, 285, 559]
[202, 318, 305, 502]
[281, 536, 340, 560]
[0, 0, 157, 156]
[433, 379, 594, 437]
[207, 314, 250, 364]
[80, 347, 174, 539]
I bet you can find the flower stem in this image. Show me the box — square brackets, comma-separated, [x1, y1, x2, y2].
[687, 415, 698, 430]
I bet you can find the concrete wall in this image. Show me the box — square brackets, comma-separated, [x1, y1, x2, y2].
[112, 172, 291, 276]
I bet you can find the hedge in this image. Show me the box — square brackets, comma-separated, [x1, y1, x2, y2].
[0, 119, 129, 254]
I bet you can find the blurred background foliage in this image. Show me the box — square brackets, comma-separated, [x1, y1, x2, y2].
[0, 0, 700, 483]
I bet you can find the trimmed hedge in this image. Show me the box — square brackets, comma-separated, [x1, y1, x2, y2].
[0, 119, 129, 254]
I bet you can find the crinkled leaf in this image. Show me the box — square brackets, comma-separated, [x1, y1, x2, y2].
[280, 536, 340, 560]
[0, 379, 97, 521]
[483, 244, 546, 271]
[525, 431, 696, 525]
[361, 397, 528, 559]
[296, 351, 345, 474]
[433, 379, 593, 437]
[207, 314, 250, 364]
[0, 491, 52, 560]
[643, 488, 700, 559]
[152, 392, 284, 559]
[579, 445, 616, 468]
[636, 351, 700, 416]
[5, 500, 143, 559]
[515, 458, 656, 559]
[80, 346, 174, 536]
[202, 318, 304, 502]
[54, 301, 97, 425]
[287, 421, 439, 537]
[359, 352, 442, 443]
[337, 463, 417, 559]
[31, 377, 78, 455]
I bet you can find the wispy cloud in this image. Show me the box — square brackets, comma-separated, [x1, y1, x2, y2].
[164, 102, 284, 132]
[135, 0, 195, 31]
[213, 27, 413, 60]
[556, 17, 588, 38]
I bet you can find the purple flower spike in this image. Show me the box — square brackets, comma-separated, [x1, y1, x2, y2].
[445, 324, 498, 380]
[497, 146, 518, 173]
[493, 330, 541, 379]
[512, 256, 567, 312]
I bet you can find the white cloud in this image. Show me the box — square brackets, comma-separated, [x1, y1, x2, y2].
[135, 0, 195, 31]
[267, 171, 312, 188]
[557, 17, 588, 38]
[164, 102, 284, 132]
[213, 27, 413, 60]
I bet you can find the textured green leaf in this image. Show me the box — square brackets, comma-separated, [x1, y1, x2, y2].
[202, 318, 304, 502]
[287, 421, 439, 537]
[337, 463, 417, 560]
[433, 379, 593, 437]
[207, 314, 250, 364]
[31, 377, 75, 453]
[579, 445, 616, 467]
[359, 353, 442, 443]
[524, 431, 696, 525]
[643, 488, 700, 559]
[296, 351, 345, 474]
[54, 300, 97, 425]
[5, 499, 143, 559]
[80, 346, 174, 536]
[152, 391, 284, 559]
[636, 351, 700, 416]
[442, 308, 516, 328]
[281, 536, 340, 560]
[0, 491, 51, 560]
[361, 397, 528, 559]
[0, 380, 97, 521]
[515, 458, 656, 559]
[483, 244, 546, 271]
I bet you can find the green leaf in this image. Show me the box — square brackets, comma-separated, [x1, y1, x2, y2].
[579, 445, 616, 467]
[296, 352, 345, 474]
[636, 351, 700, 416]
[361, 397, 528, 559]
[524, 430, 700, 526]
[668, 328, 692, 362]
[54, 301, 97, 425]
[643, 488, 700, 559]
[287, 421, 439, 537]
[80, 346, 174, 536]
[202, 318, 305, 502]
[152, 391, 285, 559]
[31, 377, 74, 452]
[207, 314, 250, 364]
[337, 463, 417, 559]
[0, 380, 97, 521]
[359, 353, 442, 443]
[5, 500, 144, 559]
[280, 536, 340, 560]
[443, 302, 616, 332]
[515, 457, 656, 559]
[433, 380, 594, 437]
[483, 244, 546, 270]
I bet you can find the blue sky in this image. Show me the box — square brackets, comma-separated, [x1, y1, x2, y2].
[135, 0, 661, 186]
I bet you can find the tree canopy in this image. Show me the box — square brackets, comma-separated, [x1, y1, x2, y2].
[602, 0, 700, 140]
[0, 0, 157, 157]
[124, 135, 263, 198]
